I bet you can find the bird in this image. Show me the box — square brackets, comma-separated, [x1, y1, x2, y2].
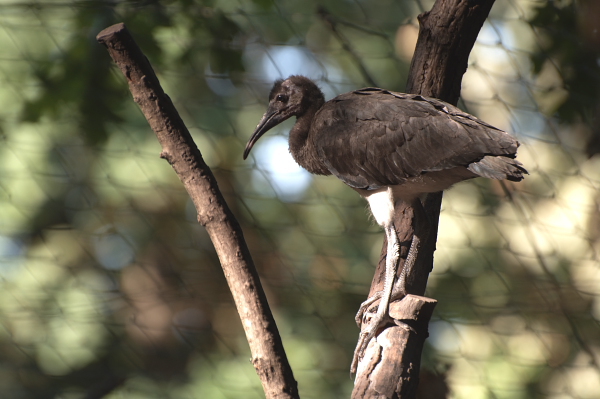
[243, 75, 527, 374]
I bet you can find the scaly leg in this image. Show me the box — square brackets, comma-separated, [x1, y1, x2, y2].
[391, 198, 428, 299]
[351, 198, 430, 374]
[351, 224, 399, 374]
[354, 198, 429, 327]
[354, 231, 421, 327]
[393, 233, 420, 297]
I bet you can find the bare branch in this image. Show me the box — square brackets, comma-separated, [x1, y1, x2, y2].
[96, 23, 299, 399]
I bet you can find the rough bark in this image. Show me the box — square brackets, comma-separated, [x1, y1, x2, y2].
[352, 0, 496, 397]
[406, 0, 496, 101]
[353, 296, 437, 399]
[96, 23, 299, 399]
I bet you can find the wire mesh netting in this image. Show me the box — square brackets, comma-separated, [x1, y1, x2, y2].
[1, 0, 599, 398]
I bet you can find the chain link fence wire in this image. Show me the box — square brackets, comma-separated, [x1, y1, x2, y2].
[0, 0, 599, 398]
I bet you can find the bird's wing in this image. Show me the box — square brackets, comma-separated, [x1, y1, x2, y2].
[312, 88, 521, 190]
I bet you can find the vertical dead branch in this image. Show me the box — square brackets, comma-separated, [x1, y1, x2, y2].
[96, 23, 299, 399]
[352, 0, 496, 397]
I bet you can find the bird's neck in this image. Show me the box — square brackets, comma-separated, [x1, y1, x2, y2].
[289, 102, 331, 176]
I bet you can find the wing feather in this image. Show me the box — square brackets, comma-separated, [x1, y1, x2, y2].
[312, 89, 522, 190]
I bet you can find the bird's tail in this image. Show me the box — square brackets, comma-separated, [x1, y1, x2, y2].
[467, 155, 528, 182]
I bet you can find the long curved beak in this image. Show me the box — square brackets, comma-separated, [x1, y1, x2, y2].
[243, 108, 287, 159]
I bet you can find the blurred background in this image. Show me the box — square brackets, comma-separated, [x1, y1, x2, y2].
[1, 0, 599, 398]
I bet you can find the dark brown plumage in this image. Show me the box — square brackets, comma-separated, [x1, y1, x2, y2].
[244, 76, 526, 193]
[244, 75, 527, 373]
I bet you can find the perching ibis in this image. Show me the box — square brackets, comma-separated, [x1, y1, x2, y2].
[243, 75, 527, 373]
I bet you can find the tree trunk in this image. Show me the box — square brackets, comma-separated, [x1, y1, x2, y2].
[352, 1, 496, 397]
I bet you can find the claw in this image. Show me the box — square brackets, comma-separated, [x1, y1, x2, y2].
[355, 292, 382, 326]
[350, 305, 393, 375]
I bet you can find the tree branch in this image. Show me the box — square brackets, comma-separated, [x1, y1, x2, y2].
[96, 23, 299, 399]
[352, 1, 496, 397]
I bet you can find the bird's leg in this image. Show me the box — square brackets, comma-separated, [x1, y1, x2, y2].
[353, 230, 422, 326]
[351, 199, 430, 374]
[390, 198, 429, 299]
[393, 232, 420, 296]
[354, 198, 428, 326]
[351, 223, 399, 374]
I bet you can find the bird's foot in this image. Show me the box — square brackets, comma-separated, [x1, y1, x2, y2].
[356, 285, 411, 327]
[352, 287, 410, 374]
[350, 305, 393, 375]
[355, 292, 382, 327]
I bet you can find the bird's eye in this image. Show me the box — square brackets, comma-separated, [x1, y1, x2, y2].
[276, 94, 287, 102]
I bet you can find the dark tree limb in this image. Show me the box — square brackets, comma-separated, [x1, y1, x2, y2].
[406, 0, 496, 101]
[96, 23, 299, 399]
[352, 1, 496, 397]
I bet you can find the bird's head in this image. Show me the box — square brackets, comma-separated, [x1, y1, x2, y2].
[243, 76, 324, 159]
